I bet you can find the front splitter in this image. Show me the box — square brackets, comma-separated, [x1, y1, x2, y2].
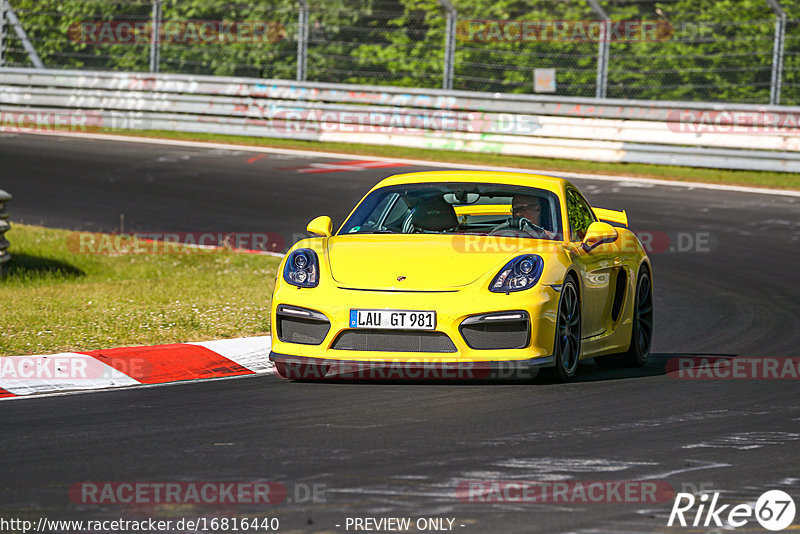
[269, 352, 554, 381]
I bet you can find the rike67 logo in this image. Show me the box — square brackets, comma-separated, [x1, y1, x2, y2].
[668, 490, 796, 531]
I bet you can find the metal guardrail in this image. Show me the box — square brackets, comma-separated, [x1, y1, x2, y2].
[0, 189, 11, 272]
[2, 68, 800, 172]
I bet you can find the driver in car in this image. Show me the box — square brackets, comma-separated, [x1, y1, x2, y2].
[492, 194, 556, 239]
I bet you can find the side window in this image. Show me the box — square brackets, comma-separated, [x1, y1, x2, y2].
[566, 189, 596, 241]
[362, 193, 395, 230]
[382, 195, 413, 230]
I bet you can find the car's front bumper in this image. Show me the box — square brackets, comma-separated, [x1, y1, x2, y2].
[269, 282, 560, 378]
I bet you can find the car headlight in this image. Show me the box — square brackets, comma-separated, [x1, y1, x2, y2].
[283, 248, 320, 288]
[489, 254, 543, 293]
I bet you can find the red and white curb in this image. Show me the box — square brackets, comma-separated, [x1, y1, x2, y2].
[0, 336, 273, 400]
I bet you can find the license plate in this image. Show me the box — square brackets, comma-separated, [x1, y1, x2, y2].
[349, 309, 436, 330]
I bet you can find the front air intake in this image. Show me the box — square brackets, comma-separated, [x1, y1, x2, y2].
[459, 311, 530, 350]
[331, 330, 457, 353]
[276, 305, 330, 345]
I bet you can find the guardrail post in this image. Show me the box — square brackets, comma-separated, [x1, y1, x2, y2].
[149, 0, 161, 73]
[766, 0, 786, 105]
[296, 0, 309, 81]
[438, 0, 456, 90]
[586, 0, 609, 98]
[0, 190, 11, 275]
[0, 0, 8, 68]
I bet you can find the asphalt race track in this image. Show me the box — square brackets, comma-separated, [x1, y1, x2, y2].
[1, 133, 799, 533]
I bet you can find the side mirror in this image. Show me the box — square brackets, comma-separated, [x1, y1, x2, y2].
[307, 216, 333, 237]
[582, 221, 618, 251]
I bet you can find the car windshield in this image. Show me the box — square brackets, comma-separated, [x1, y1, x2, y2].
[339, 182, 563, 240]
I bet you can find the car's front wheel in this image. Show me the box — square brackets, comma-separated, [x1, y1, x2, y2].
[554, 276, 581, 381]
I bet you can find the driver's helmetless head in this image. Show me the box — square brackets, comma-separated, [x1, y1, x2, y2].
[512, 195, 543, 224]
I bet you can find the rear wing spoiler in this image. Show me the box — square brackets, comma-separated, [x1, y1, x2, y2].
[454, 204, 628, 227]
[453, 205, 512, 217]
[592, 207, 628, 227]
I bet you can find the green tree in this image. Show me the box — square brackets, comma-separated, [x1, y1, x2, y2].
[6, 0, 798, 104]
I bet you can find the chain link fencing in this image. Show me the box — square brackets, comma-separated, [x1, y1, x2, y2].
[606, 2, 776, 103]
[304, 1, 446, 88]
[783, 2, 800, 104]
[451, 0, 600, 96]
[0, 0, 797, 105]
[2, 0, 153, 71]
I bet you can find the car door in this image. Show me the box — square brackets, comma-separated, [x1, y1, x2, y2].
[565, 188, 617, 338]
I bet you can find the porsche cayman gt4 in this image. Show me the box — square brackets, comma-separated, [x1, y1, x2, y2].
[269, 171, 653, 381]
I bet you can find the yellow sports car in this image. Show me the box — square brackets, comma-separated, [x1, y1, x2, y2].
[269, 171, 652, 381]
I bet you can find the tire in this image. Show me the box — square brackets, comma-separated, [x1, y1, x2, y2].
[595, 268, 653, 368]
[554, 276, 581, 381]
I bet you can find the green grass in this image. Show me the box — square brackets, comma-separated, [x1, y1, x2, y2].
[0, 224, 280, 356]
[104, 128, 800, 190]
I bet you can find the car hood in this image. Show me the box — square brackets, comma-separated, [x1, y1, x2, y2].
[325, 234, 559, 290]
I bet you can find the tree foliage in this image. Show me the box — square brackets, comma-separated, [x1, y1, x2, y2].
[5, 0, 797, 104]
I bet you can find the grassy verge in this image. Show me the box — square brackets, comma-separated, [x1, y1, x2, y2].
[98, 128, 800, 191]
[0, 224, 280, 356]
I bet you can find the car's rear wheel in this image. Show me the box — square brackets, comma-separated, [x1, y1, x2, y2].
[554, 277, 581, 381]
[596, 267, 653, 368]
